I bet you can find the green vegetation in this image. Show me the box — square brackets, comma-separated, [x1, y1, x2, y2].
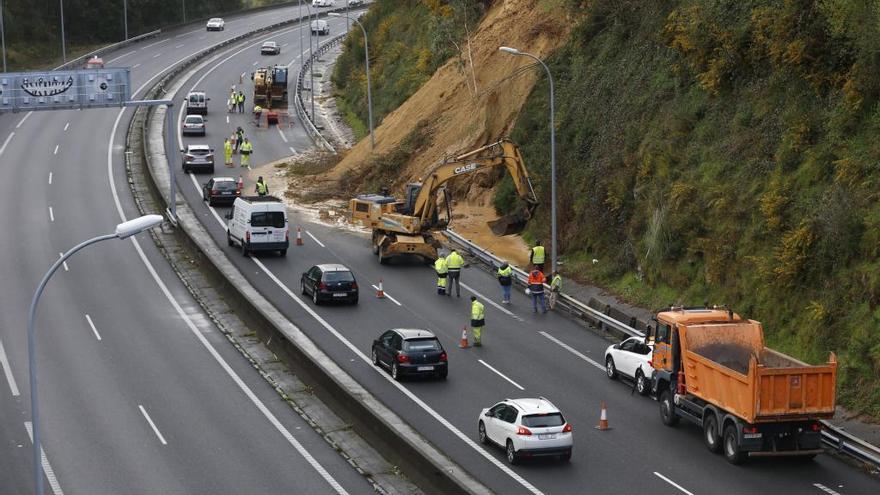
[341, 120, 434, 193]
[497, 0, 880, 418]
[332, 0, 489, 135]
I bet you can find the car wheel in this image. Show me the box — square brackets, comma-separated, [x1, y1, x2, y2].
[279, 249, 287, 257]
[184, 163, 190, 173]
[300, 280, 307, 295]
[438, 369, 448, 380]
[350, 296, 358, 305]
[723, 423, 745, 465]
[605, 356, 617, 380]
[703, 414, 721, 454]
[391, 362, 401, 381]
[241, 242, 249, 257]
[506, 440, 519, 465]
[636, 370, 649, 396]
[208, 198, 215, 207]
[478, 421, 489, 445]
[371, 347, 379, 366]
[312, 288, 320, 305]
[227, 231, 234, 247]
[660, 390, 679, 427]
[559, 451, 571, 463]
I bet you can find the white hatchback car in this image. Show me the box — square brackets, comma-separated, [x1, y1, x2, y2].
[206, 18, 225, 31]
[478, 398, 572, 464]
[604, 337, 653, 395]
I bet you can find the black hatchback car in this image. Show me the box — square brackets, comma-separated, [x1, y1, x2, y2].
[300, 264, 359, 305]
[371, 329, 448, 381]
[202, 177, 240, 206]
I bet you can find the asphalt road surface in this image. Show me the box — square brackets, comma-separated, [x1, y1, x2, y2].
[0, 5, 375, 494]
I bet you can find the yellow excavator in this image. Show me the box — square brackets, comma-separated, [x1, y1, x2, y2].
[349, 138, 538, 263]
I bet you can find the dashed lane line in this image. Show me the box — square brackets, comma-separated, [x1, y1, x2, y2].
[460, 281, 523, 321]
[48, 172, 53, 185]
[370, 285, 402, 306]
[289, 146, 297, 154]
[106, 50, 136, 64]
[48, 207, 54, 222]
[814, 483, 843, 495]
[478, 359, 524, 390]
[653, 472, 694, 495]
[58, 253, 68, 272]
[53, 145, 59, 155]
[84, 314, 102, 341]
[132, 63, 141, 69]
[16, 111, 32, 128]
[0, 132, 15, 156]
[138, 405, 167, 445]
[539, 331, 605, 371]
[24, 422, 64, 495]
[305, 230, 324, 247]
[0, 338, 20, 396]
[141, 38, 170, 50]
[63, 122, 70, 132]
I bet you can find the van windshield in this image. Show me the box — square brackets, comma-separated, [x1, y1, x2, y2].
[251, 211, 285, 228]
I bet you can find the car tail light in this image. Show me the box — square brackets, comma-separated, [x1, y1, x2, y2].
[318, 282, 327, 291]
[562, 423, 572, 433]
[245, 231, 250, 242]
[206, 154, 214, 160]
[285, 229, 290, 241]
[396, 353, 409, 363]
[647, 358, 653, 368]
[743, 426, 759, 434]
[351, 281, 358, 290]
[439, 352, 447, 362]
[185, 154, 194, 161]
[810, 422, 822, 432]
[516, 426, 532, 436]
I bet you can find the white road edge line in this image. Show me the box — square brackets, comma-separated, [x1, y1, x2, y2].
[305, 230, 324, 247]
[58, 253, 68, 272]
[16, 111, 32, 128]
[0, 132, 15, 156]
[110, 103, 349, 494]
[370, 285, 402, 306]
[813, 483, 843, 495]
[48, 207, 54, 222]
[84, 314, 102, 341]
[539, 331, 605, 371]
[478, 359, 525, 390]
[653, 472, 694, 495]
[0, 338, 21, 396]
[461, 281, 523, 321]
[138, 405, 168, 445]
[24, 421, 64, 495]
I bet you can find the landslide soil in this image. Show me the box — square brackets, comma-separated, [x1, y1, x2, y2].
[287, 0, 571, 266]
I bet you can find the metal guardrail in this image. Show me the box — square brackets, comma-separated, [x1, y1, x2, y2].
[294, 32, 347, 153]
[443, 228, 880, 470]
[54, 30, 162, 71]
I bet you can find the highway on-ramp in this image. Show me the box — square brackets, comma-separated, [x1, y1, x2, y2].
[0, 5, 374, 494]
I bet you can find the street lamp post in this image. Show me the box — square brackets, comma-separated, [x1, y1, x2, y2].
[28, 215, 164, 495]
[0, 0, 7, 72]
[123, 0, 128, 40]
[330, 12, 373, 149]
[499, 46, 557, 273]
[59, 0, 66, 63]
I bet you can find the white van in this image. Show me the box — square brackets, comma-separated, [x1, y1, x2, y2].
[311, 19, 330, 35]
[226, 196, 289, 256]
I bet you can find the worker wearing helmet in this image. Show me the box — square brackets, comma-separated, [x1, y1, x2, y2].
[497, 261, 513, 304]
[445, 249, 464, 297]
[470, 296, 485, 347]
[240, 138, 253, 169]
[529, 240, 546, 273]
[434, 255, 448, 295]
[255, 176, 269, 196]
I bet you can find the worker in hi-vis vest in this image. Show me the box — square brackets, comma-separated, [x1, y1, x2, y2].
[497, 262, 513, 304]
[434, 255, 448, 295]
[529, 240, 546, 273]
[470, 296, 485, 346]
[445, 249, 464, 297]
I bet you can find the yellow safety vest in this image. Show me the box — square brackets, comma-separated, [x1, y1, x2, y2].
[531, 245, 545, 264]
[240, 142, 253, 154]
[471, 300, 485, 320]
[256, 181, 268, 195]
[434, 257, 448, 275]
[551, 274, 562, 291]
[446, 251, 464, 270]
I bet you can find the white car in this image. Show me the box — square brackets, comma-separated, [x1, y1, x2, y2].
[181, 114, 206, 136]
[348, 0, 365, 6]
[226, 196, 289, 257]
[605, 337, 653, 395]
[261, 41, 281, 55]
[312, 0, 335, 6]
[478, 397, 572, 464]
[311, 20, 330, 35]
[206, 18, 225, 31]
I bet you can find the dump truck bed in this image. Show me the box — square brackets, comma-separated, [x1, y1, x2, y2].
[682, 321, 836, 424]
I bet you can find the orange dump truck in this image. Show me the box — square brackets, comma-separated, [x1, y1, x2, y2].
[648, 307, 837, 464]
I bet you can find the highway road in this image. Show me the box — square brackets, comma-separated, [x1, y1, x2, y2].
[167, 11, 880, 495]
[0, 5, 375, 495]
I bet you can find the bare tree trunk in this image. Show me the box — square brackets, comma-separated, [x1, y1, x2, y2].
[464, 8, 478, 96]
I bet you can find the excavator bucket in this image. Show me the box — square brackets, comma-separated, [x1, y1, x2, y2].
[488, 202, 536, 236]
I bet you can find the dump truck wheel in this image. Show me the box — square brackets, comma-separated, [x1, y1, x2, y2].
[703, 414, 721, 453]
[660, 390, 679, 427]
[723, 423, 745, 465]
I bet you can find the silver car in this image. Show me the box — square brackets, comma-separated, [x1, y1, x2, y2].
[182, 114, 206, 136]
[261, 41, 280, 55]
[182, 144, 214, 173]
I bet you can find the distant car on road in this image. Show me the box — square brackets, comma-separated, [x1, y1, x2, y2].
[85, 56, 104, 69]
[604, 336, 653, 395]
[478, 398, 572, 464]
[182, 114, 206, 136]
[206, 18, 225, 31]
[301, 264, 359, 305]
[185, 90, 209, 115]
[202, 177, 240, 206]
[371, 329, 448, 381]
[312, 0, 335, 7]
[182, 144, 214, 173]
[311, 20, 330, 35]
[348, 0, 365, 6]
[261, 41, 281, 55]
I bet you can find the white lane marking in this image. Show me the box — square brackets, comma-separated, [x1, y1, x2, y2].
[460, 281, 523, 321]
[370, 285, 402, 306]
[152, 53, 163, 59]
[48, 172, 53, 185]
[0, 132, 15, 156]
[175, 28, 201, 38]
[289, 146, 297, 154]
[246, 258, 544, 495]
[84, 314, 102, 341]
[813, 484, 843, 495]
[539, 331, 605, 371]
[59, 253, 68, 272]
[198, 35, 206, 40]
[63, 122, 70, 132]
[305, 230, 324, 247]
[653, 472, 694, 495]
[106, 50, 136, 63]
[282, 42, 289, 47]
[48, 207, 54, 222]
[24, 422, 64, 495]
[138, 405, 167, 445]
[277, 126, 288, 142]
[226, 115, 230, 124]
[132, 63, 141, 69]
[175, 43, 185, 49]
[141, 38, 170, 50]
[0, 338, 21, 396]
[252, 60, 259, 66]
[16, 111, 32, 128]
[108, 112, 348, 495]
[286, 52, 306, 69]
[53, 144, 59, 155]
[478, 359, 525, 390]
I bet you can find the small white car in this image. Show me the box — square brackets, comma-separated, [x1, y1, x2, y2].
[312, 0, 335, 7]
[478, 398, 572, 464]
[181, 114, 206, 136]
[605, 337, 653, 395]
[311, 19, 330, 35]
[348, 0, 365, 6]
[261, 41, 281, 55]
[206, 18, 225, 31]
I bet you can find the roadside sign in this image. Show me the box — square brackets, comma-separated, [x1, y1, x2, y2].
[0, 68, 132, 113]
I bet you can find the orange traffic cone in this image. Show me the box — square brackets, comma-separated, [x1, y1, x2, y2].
[595, 401, 611, 431]
[236, 175, 244, 193]
[296, 226, 304, 246]
[459, 326, 469, 348]
[376, 279, 385, 298]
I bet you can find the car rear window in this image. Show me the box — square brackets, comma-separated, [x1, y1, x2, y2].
[189, 148, 209, 154]
[251, 211, 285, 228]
[323, 271, 354, 282]
[214, 181, 236, 190]
[404, 338, 441, 352]
[521, 413, 565, 428]
[185, 116, 202, 124]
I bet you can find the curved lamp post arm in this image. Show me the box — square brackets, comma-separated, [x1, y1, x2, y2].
[330, 13, 374, 149]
